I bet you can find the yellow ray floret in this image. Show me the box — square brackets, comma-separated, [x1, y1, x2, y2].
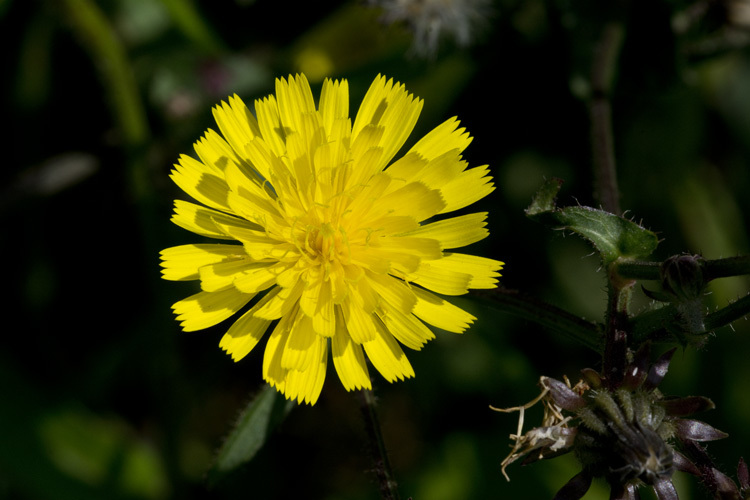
[160, 73, 504, 405]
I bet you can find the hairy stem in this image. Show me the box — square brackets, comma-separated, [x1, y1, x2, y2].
[704, 293, 750, 331]
[615, 260, 661, 281]
[704, 256, 750, 281]
[603, 266, 634, 384]
[359, 389, 401, 500]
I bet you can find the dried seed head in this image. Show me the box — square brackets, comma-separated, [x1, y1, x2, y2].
[494, 347, 727, 498]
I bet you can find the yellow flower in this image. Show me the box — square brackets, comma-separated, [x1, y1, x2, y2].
[160, 74, 503, 404]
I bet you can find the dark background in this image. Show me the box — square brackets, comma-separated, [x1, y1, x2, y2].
[2, 0, 749, 498]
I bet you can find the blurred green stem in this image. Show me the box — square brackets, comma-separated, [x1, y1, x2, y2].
[58, 0, 151, 199]
[359, 389, 400, 500]
[475, 289, 603, 352]
[590, 22, 625, 215]
[161, 0, 226, 55]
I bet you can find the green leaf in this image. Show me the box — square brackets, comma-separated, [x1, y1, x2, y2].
[207, 384, 294, 485]
[525, 177, 564, 215]
[526, 178, 658, 263]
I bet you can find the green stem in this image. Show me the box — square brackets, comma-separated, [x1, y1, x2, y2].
[161, 0, 226, 55]
[615, 260, 661, 281]
[602, 265, 634, 383]
[473, 289, 603, 352]
[704, 293, 750, 331]
[358, 389, 400, 500]
[590, 22, 626, 215]
[57, 0, 151, 200]
[704, 256, 750, 281]
[630, 294, 750, 343]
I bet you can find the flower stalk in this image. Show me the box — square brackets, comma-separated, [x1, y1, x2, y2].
[359, 388, 401, 500]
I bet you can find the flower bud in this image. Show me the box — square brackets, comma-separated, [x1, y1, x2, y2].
[661, 254, 706, 303]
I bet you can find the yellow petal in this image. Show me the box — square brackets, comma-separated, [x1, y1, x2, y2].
[232, 264, 280, 294]
[263, 312, 293, 391]
[362, 319, 414, 383]
[211, 94, 261, 162]
[319, 78, 349, 135]
[345, 170, 390, 220]
[404, 212, 489, 249]
[213, 220, 295, 262]
[242, 137, 286, 190]
[329, 260, 349, 304]
[275, 74, 317, 140]
[407, 116, 472, 161]
[417, 150, 467, 189]
[366, 272, 416, 314]
[281, 310, 317, 371]
[384, 152, 428, 184]
[160, 244, 245, 281]
[224, 164, 284, 226]
[219, 288, 279, 361]
[376, 304, 435, 350]
[349, 124, 383, 166]
[439, 253, 504, 289]
[193, 129, 238, 174]
[199, 258, 257, 292]
[254, 281, 304, 320]
[331, 306, 371, 391]
[170, 154, 230, 212]
[311, 280, 335, 337]
[352, 74, 423, 169]
[349, 273, 379, 314]
[283, 334, 328, 405]
[370, 181, 445, 222]
[299, 274, 321, 317]
[440, 165, 495, 214]
[170, 200, 261, 240]
[364, 215, 419, 236]
[276, 265, 304, 289]
[350, 246, 415, 275]
[354, 235, 443, 275]
[407, 262, 472, 296]
[375, 236, 442, 260]
[254, 94, 287, 158]
[411, 286, 476, 333]
[172, 287, 255, 332]
[342, 296, 377, 344]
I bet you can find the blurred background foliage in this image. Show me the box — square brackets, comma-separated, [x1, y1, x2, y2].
[2, 0, 750, 498]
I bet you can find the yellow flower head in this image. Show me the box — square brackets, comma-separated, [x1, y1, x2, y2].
[160, 74, 503, 404]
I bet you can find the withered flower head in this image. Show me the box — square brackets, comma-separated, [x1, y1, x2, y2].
[493, 343, 727, 500]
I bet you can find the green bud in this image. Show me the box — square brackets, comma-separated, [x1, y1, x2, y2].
[661, 254, 706, 303]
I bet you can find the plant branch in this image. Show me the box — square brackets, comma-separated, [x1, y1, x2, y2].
[473, 288, 603, 352]
[704, 256, 750, 281]
[602, 265, 634, 383]
[359, 388, 400, 500]
[615, 260, 661, 280]
[704, 294, 750, 331]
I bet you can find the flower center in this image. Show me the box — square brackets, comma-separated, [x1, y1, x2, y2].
[296, 219, 351, 275]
